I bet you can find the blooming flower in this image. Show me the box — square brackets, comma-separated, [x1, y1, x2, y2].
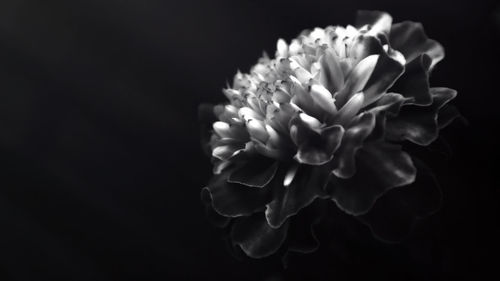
[200, 10, 457, 258]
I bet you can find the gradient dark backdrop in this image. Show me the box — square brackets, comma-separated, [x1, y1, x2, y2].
[0, 0, 498, 280]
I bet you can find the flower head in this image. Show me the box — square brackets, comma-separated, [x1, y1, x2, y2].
[200, 10, 458, 258]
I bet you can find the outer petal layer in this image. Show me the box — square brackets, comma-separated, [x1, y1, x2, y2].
[327, 142, 416, 216]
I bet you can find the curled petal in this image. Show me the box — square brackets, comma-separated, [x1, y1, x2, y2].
[228, 155, 279, 188]
[265, 165, 330, 228]
[327, 142, 417, 216]
[391, 54, 432, 106]
[203, 168, 271, 217]
[389, 21, 445, 68]
[363, 48, 406, 106]
[290, 115, 344, 165]
[385, 87, 457, 145]
[348, 35, 385, 66]
[355, 10, 393, 37]
[231, 212, 289, 258]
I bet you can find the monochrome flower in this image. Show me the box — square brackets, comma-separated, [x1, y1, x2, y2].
[200, 10, 457, 258]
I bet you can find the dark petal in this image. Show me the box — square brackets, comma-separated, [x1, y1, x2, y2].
[281, 200, 325, 267]
[228, 154, 279, 188]
[389, 21, 445, 68]
[363, 48, 405, 106]
[332, 112, 376, 179]
[355, 10, 393, 38]
[290, 115, 344, 165]
[390, 54, 432, 106]
[231, 212, 289, 258]
[198, 103, 216, 156]
[327, 142, 416, 216]
[203, 169, 271, 217]
[265, 165, 330, 228]
[358, 158, 442, 242]
[386, 87, 457, 145]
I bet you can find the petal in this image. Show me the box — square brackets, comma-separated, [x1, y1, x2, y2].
[335, 55, 379, 107]
[327, 142, 417, 216]
[336, 92, 365, 125]
[231, 212, 289, 258]
[362, 48, 406, 106]
[289, 76, 324, 120]
[355, 10, 393, 37]
[291, 115, 344, 165]
[265, 165, 330, 228]
[358, 158, 442, 242]
[389, 21, 445, 68]
[310, 83, 338, 115]
[385, 87, 457, 145]
[228, 155, 279, 188]
[277, 38, 288, 57]
[332, 112, 376, 179]
[348, 35, 385, 66]
[212, 144, 244, 160]
[390, 54, 432, 106]
[319, 48, 344, 94]
[203, 168, 271, 217]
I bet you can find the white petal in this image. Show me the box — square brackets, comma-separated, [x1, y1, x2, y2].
[310, 84, 338, 114]
[247, 119, 269, 143]
[337, 92, 365, 125]
[277, 38, 288, 57]
[213, 121, 231, 138]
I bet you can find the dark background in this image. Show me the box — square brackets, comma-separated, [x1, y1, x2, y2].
[0, 0, 498, 280]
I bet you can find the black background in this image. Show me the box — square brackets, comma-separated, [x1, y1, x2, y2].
[0, 0, 498, 280]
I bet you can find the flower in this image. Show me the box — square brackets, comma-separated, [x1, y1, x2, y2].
[200, 10, 458, 258]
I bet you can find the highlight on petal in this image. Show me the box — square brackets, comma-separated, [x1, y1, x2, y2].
[328, 142, 417, 216]
[310, 84, 338, 115]
[336, 54, 379, 107]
